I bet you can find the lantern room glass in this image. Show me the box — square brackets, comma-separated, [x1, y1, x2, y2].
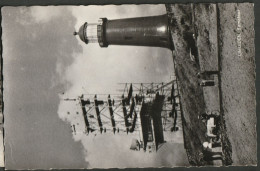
[85, 24, 99, 43]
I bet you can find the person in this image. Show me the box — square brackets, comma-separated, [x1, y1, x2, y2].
[197, 71, 219, 79]
[130, 139, 140, 151]
[199, 111, 221, 141]
[202, 141, 223, 162]
[203, 141, 221, 149]
[206, 117, 217, 137]
[199, 111, 220, 122]
[199, 80, 215, 87]
[197, 71, 219, 87]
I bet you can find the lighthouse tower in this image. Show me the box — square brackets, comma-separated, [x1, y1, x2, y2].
[74, 14, 174, 49]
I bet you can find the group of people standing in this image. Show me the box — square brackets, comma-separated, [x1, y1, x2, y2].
[199, 111, 223, 164]
[197, 71, 223, 164]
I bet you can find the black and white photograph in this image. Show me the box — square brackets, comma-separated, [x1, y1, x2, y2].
[0, 3, 257, 169]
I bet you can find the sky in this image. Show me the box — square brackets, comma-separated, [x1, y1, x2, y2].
[2, 5, 189, 169]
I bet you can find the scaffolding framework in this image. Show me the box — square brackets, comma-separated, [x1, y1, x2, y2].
[65, 77, 182, 152]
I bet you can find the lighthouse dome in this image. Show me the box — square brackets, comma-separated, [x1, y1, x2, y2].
[74, 22, 99, 44]
[78, 22, 87, 43]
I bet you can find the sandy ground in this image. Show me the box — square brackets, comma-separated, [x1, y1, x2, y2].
[166, 3, 256, 166]
[218, 3, 257, 165]
[166, 4, 208, 166]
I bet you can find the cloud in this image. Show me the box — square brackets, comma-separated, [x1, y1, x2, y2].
[58, 96, 189, 168]
[9, 6, 66, 26]
[29, 6, 65, 23]
[2, 6, 88, 169]
[115, 4, 166, 17]
[56, 5, 189, 168]
[69, 4, 166, 31]
[3, 4, 188, 169]
[57, 98, 188, 168]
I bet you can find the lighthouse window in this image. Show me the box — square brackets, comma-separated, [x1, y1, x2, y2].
[124, 36, 133, 40]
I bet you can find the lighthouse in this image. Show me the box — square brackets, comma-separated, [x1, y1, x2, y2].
[74, 14, 174, 49]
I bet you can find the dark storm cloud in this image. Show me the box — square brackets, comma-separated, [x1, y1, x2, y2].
[2, 7, 88, 169]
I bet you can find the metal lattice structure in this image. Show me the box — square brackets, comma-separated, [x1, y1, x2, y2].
[65, 76, 182, 152]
